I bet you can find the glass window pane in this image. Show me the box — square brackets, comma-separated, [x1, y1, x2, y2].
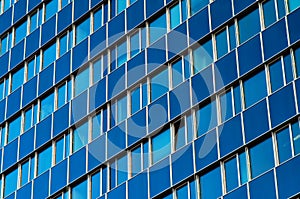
[102, 167, 107, 193]
[200, 167, 222, 199]
[143, 142, 149, 169]
[117, 0, 126, 14]
[11, 66, 24, 92]
[57, 83, 66, 108]
[174, 119, 185, 150]
[292, 121, 300, 155]
[110, 162, 116, 189]
[43, 43, 57, 68]
[55, 137, 64, 163]
[76, 17, 90, 44]
[142, 83, 148, 107]
[190, 0, 208, 15]
[249, 138, 274, 178]
[152, 128, 171, 164]
[117, 41, 127, 67]
[220, 90, 233, 122]
[229, 23, 236, 50]
[15, 20, 27, 44]
[91, 172, 100, 199]
[238, 9, 261, 44]
[283, 54, 294, 83]
[233, 85, 242, 114]
[149, 13, 167, 44]
[184, 54, 191, 80]
[186, 114, 194, 143]
[172, 59, 183, 88]
[294, 47, 300, 77]
[40, 92, 54, 121]
[21, 160, 30, 186]
[0, 81, 3, 100]
[131, 146, 141, 176]
[27, 59, 35, 80]
[1, 35, 8, 55]
[117, 96, 127, 124]
[239, 152, 249, 184]
[151, 68, 169, 102]
[130, 32, 140, 57]
[263, 0, 276, 27]
[94, 8, 103, 31]
[176, 184, 188, 199]
[224, 157, 239, 192]
[277, 127, 292, 163]
[216, 29, 228, 58]
[193, 39, 213, 73]
[181, 0, 187, 21]
[190, 179, 199, 199]
[75, 67, 90, 96]
[73, 122, 88, 152]
[92, 112, 102, 140]
[38, 145, 52, 175]
[196, 101, 217, 137]
[45, 0, 58, 21]
[72, 180, 88, 199]
[170, 3, 180, 29]
[93, 58, 102, 84]
[269, 60, 284, 92]
[131, 87, 140, 114]
[277, 0, 286, 18]
[288, 0, 300, 12]
[4, 168, 18, 197]
[59, 33, 68, 56]
[117, 155, 128, 185]
[243, 70, 267, 108]
[24, 107, 33, 132]
[8, 116, 21, 143]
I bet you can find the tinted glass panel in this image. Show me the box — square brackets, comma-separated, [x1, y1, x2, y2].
[149, 14, 167, 44]
[94, 8, 103, 31]
[75, 67, 89, 96]
[73, 122, 88, 152]
[4, 168, 18, 197]
[170, 3, 180, 29]
[216, 29, 228, 58]
[8, 116, 21, 143]
[55, 137, 64, 163]
[117, 96, 127, 124]
[225, 157, 239, 192]
[238, 9, 260, 43]
[93, 59, 102, 84]
[200, 167, 222, 199]
[43, 43, 56, 68]
[277, 127, 292, 163]
[152, 129, 171, 164]
[131, 146, 142, 176]
[38, 145, 52, 175]
[288, 0, 300, 12]
[151, 69, 169, 102]
[292, 121, 300, 155]
[117, 41, 127, 67]
[220, 90, 233, 122]
[11, 67, 24, 92]
[269, 60, 284, 92]
[174, 119, 185, 150]
[131, 87, 140, 114]
[172, 59, 183, 88]
[190, 0, 208, 15]
[176, 184, 188, 199]
[91, 172, 100, 199]
[72, 180, 87, 198]
[45, 0, 58, 21]
[196, 101, 217, 137]
[40, 92, 54, 121]
[193, 40, 213, 73]
[117, 155, 128, 185]
[15, 21, 27, 44]
[130, 32, 140, 57]
[76, 17, 90, 44]
[263, 0, 276, 28]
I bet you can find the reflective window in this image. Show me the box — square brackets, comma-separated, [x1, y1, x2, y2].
[149, 13, 167, 45]
[172, 59, 183, 88]
[0, 33, 12, 55]
[24, 107, 33, 132]
[117, 155, 128, 185]
[59, 33, 68, 56]
[8, 115, 21, 143]
[238, 9, 261, 44]
[143, 141, 149, 169]
[249, 138, 274, 178]
[262, 0, 276, 28]
[294, 47, 300, 77]
[176, 184, 188, 199]
[57, 83, 67, 109]
[174, 119, 186, 150]
[45, 0, 58, 21]
[116, 95, 127, 124]
[243, 70, 267, 108]
[170, 3, 180, 29]
[92, 111, 102, 140]
[269, 59, 284, 92]
[192, 39, 213, 73]
[73, 122, 88, 153]
[91, 171, 100, 199]
[72, 180, 88, 199]
[190, 0, 208, 15]
[93, 7, 103, 31]
[117, 0, 126, 14]
[130, 86, 140, 114]
[15, 20, 27, 44]
[30, 11, 38, 33]
[186, 114, 194, 143]
[11, 66, 24, 93]
[43, 42, 57, 68]
[117, 40, 127, 67]
[92, 58, 102, 84]
[276, 127, 292, 163]
[292, 121, 300, 155]
[38, 145, 52, 175]
[21, 160, 30, 186]
[189, 179, 199, 199]
[131, 146, 142, 176]
[26, 58, 35, 81]
[220, 90, 233, 122]
[288, 0, 300, 12]
[233, 85, 242, 114]
[239, 152, 249, 184]
[130, 31, 140, 58]
[152, 128, 171, 164]
[151, 68, 169, 102]
[195, 100, 217, 137]
[215, 28, 228, 58]
[55, 136, 64, 163]
[74, 67, 90, 96]
[4, 168, 18, 197]
[76, 17, 90, 44]
[224, 156, 239, 192]
[0, 80, 4, 100]
[229, 23, 237, 50]
[283, 54, 294, 83]
[40, 92, 54, 121]
[200, 167, 222, 199]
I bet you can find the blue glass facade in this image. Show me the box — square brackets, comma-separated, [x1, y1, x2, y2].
[1, 0, 300, 198]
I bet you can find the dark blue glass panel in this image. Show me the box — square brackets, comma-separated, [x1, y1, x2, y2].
[262, 19, 288, 60]
[90, 26, 106, 58]
[210, 0, 232, 29]
[108, 65, 125, 99]
[284, 54, 294, 84]
[107, 123, 126, 159]
[107, 183, 126, 199]
[220, 90, 233, 122]
[71, 91, 87, 124]
[277, 127, 292, 163]
[249, 171, 276, 198]
[215, 29, 228, 58]
[89, 78, 106, 112]
[171, 144, 193, 184]
[149, 13, 167, 45]
[243, 99, 269, 142]
[0, 9, 12, 36]
[108, 12, 125, 45]
[149, 158, 170, 197]
[127, 108, 146, 146]
[200, 167, 222, 199]
[19, 128, 34, 159]
[88, 135, 106, 171]
[38, 64, 54, 95]
[269, 59, 284, 92]
[72, 180, 87, 198]
[238, 8, 260, 43]
[190, 0, 208, 15]
[69, 147, 86, 182]
[72, 39, 88, 71]
[7, 88, 21, 118]
[35, 115, 51, 148]
[33, 171, 49, 199]
[215, 51, 238, 90]
[53, 103, 69, 137]
[219, 115, 243, 157]
[224, 157, 239, 192]
[148, 94, 168, 133]
[55, 52, 70, 83]
[249, 138, 274, 178]
[0, 53, 9, 78]
[167, 22, 187, 59]
[41, 16, 56, 45]
[16, 182, 31, 199]
[262, 0, 276, 27]
[10, 40, 24, 69]
[195, 100, 217, 137]
[74, 0, 89, 20]
[128, 173, 148, 199]
[234, 0, 255, 14]
[0, 99, 5, 123]
[146, 0, 164, 17]
[277, 155, 300, 198]
[224, 185, 248, 199]
[195, 130, 218, 170]
[269, 84, 296, 127]
[292, 121, 300, 155]
[127, 51, 145, 87]
[288, 8, 300, 44]
[147, 38, 166, 73]
[191, 66, 214, 105]
[58, 4, 72, 33]
[238, 35, 262, 75]
[127, 0, 144, 30]
[189, 8, 209, 44]
[13, 0, 26, 23]
[25, 28, 40, 57]
[170, 81, 190, 120]
[50, 160, 67, 194]
[3, 139, 18, 171]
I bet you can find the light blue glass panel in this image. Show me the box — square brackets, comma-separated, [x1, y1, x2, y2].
[190, 179, 199, 199]
[294, 47, 300, 77]
[1, 126, 6, 147]
[73, 122, 88, 152]
[65, 133, 70, 157]
[110, 162, 116, 188]
[130, 32, 140, 57]
[170, 3, 180, 29]
[149, 13, 167, 44]
[190, 0, 208, 15]
[102, 167, 107, 194]
[277, 0, 286, 18]
[196, 101, 217, 137]
[117, 155, 128, 185]
[11, 67, 24, 92]
[45, 0, 58, 21]
[152, 128, 171, 164]
[24, 108, 33, 132]
[172, 59, 183, 88]
[263, 0, 276, 27]
[67, 80, 72, 101]
[55, 137, 64, 163]
[92, 113, 102, 140]
[76, 17, 90, 44]
[59, 34, 68, 56]
[75, 67, 89, 96]
[8, 116, 21, 143]
[216, 29, 228, 58]
[186, 114, 194, 143]
[93, 58, 102, 84]
[131, 87, 140, 114]
[57, 83, 66, 108]
[1, 35, 8, 55]
[269, 60, 284, 92]
[15, 21, 27, 44]
[239, 152, 248, 184]
[131, 146, 141, 176]
[117, 96, 127, 124]
[94, 8, 103, 31]
[38, 145, 52, 175]
[91, 171, 100, 199]
[4, 168, 18, 197]
[4, 0, 10, 11]
[61, 0, 69, 8]
[174, 119, 185, 150]
[36, 54, 41, 74]
[243, 70, 267, 108]
[200, 167, 222, 199]
[43, 43, 56, 68]
[68, 30, 73, 50]
[176, 184, 188, 199]
[117, 41, 127, 67]
[193, 40, 213, 73]
[184, 54, 191, 80]
[151, 68, 169, 102]
[225, 157, 239, 192]
[142, 83, 148, 107]
[27, 59, 35, 80]
[30, 157, 35, 180]
[117, 0, 126, 14]
[21, 160, 30, 186]
[39, 8, 43, 26]
[249, 138, 274, 178]
[143, 142, 149, 169]
[292, 121, 300, 155]
[288, 0, 300, 12]
[181, 0, 187, 21]
[40, 92, 54, 121]
[72, 180, 88, 199]
[238, 9, 261, 43]
[277, 127, 292, 163]
[0, 81, 4, 100]
[220, 90, 233, 122]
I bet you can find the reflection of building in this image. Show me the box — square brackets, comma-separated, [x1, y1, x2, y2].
[1, 0, 300, 198]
